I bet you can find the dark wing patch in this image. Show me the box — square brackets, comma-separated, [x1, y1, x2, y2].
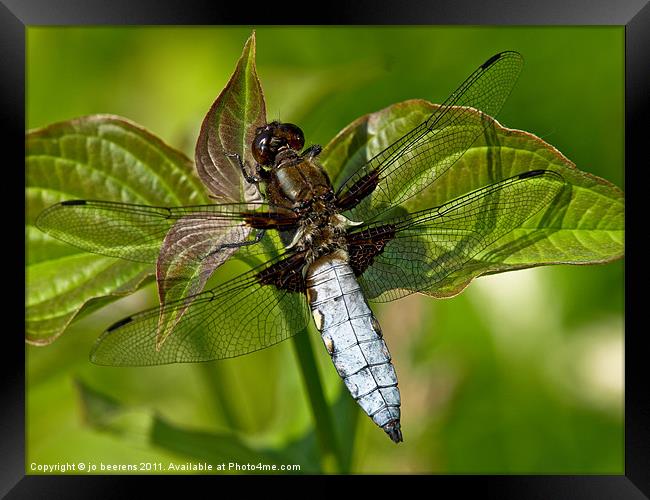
[244, 211, 300, 229]
[256, 251, 307, 293]
[346, 224, 397, 276]
[336, 170, 380, 211]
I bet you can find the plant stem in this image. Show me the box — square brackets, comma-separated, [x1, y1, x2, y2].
[291, 330, 344, 473]
[196, 362, 241, 431]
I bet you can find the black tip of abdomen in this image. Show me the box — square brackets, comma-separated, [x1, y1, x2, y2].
[384, 420, 403, 443]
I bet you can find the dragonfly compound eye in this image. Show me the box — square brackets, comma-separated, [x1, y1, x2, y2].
[252, 122, 305, 165]
[276, 123, 305, 151]
[252, 129, 275, 165]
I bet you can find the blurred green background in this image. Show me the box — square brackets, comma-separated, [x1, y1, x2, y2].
[26, 27, 624, 473]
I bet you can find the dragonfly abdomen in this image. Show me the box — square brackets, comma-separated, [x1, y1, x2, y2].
[305, 250, 402, 443]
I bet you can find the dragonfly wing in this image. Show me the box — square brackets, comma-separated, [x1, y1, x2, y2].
[90, 257, 310, 366]
[35, 200, 296, 263]
[155, 219, 255, 347]
[347, 170, 566, 301]
[336, 51, 524, 223]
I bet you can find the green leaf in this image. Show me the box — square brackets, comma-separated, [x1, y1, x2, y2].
[74, 377, 321, 472]
[74, 377, 124, 429]
[321, 99, 624, 299]
[155, 220, 249, 347]
[156, 31, 268, 347]
[26, 114, 210, 344]
[194, 31, 266, 204]
[151, 419, 315, 473]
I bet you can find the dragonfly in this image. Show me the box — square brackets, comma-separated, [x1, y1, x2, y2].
[36, 51, 565, 444]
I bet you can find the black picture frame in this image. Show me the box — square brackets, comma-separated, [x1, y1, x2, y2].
[5, 0, 645, 496]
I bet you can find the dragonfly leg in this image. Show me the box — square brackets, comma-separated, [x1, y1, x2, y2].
[225, 152, 266, 185]
[206, 229, 266, 257]
[301, 144, 322, 159]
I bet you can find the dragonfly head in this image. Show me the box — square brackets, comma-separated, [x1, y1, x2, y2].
[252, 121, 305, 166]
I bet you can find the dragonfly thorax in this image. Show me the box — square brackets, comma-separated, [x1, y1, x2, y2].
[288, 206, 352, 265]
[266, 151, 333, 207]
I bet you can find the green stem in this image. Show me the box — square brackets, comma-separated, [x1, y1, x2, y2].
[196, 362, 241, 431]
[291, 330, 344, 473]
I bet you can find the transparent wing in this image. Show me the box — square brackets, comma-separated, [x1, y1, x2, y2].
[336, 51, 524, 223]
[90, 257, 310, 366]
[35, 200, 297, 264]
[348, 170, 565, 301]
